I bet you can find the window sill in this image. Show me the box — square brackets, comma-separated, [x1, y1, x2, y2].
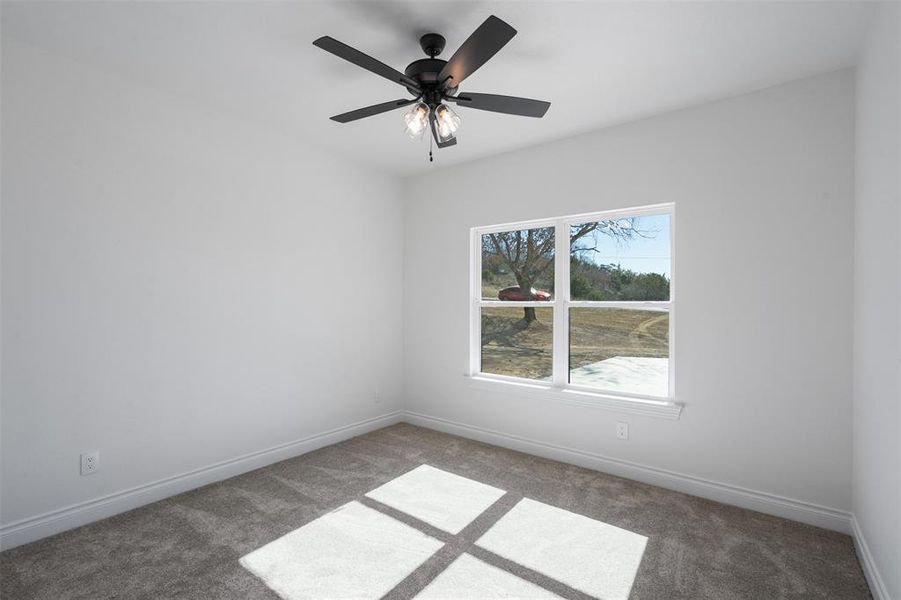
[465, 375, 683, 420]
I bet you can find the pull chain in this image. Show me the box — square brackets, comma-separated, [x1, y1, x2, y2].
[429, 132, 433, 163]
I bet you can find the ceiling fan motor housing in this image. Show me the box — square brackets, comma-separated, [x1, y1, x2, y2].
[404, 33, 458, 99]
[405, 58, 456, 98]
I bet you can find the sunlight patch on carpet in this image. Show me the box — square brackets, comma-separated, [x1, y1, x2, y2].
[365, 464, 506, 534]
[415, 553, 562, 599]
[476, 498, 648, 600]
[242, 465, 648, 599]
[240, 501, 443, 600]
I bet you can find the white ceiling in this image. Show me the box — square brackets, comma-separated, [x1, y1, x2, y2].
[3, 1, 875, 176]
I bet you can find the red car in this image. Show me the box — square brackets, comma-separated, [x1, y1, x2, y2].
[497, 286, 552, 301]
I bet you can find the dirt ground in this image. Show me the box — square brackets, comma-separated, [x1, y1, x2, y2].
[480, 306, 668, 380]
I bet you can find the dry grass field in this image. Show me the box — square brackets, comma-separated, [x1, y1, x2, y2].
[480, 306, 668, 381]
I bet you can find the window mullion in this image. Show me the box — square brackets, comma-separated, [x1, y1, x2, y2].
[552, 221, 568, 387]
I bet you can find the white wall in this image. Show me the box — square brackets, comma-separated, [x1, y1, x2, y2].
[853, 3, 900, 598]
[404, 71, 855, 522]
[0, 41, 404, 538]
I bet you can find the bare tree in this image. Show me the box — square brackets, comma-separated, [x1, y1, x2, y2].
[483, 218, 645, 324]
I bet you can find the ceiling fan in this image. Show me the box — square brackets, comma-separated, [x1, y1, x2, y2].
[313, 15, 550, 157]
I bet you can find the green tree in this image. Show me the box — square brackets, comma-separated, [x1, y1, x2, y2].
[622, 272, 670, 301]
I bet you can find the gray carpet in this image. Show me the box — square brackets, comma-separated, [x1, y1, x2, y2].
[0, 423, 871, 599]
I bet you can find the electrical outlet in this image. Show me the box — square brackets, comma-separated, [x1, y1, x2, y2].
[81, 450, 99, 475]
[616, 422, 629, 440]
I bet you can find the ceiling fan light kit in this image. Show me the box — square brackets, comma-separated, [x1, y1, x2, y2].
[403, 102, 430, 140]
[313, 15, 551, 161]
[433, 104, 461, 142]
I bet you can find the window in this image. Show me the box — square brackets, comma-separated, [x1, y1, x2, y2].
[471, 205, 674, 404]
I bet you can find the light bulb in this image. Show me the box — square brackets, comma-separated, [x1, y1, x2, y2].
[433, 104, 461, 142]
[403, 102, 429, 139]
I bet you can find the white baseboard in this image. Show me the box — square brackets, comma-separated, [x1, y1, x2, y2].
[0, 411, 404, 551]
[851, 516, 891, 600]
[0, 409, 858, 556]
[403, 411, 853, 534]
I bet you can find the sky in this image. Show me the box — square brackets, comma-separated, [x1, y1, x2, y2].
[572, 213, 671, 278]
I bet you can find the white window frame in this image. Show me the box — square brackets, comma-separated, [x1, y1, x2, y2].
[468, 203, 681, 420]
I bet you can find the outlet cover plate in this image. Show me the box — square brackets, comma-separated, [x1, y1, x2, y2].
[81, 450, 99, 475]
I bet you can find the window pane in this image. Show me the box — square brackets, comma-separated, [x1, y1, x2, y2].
[482, 227, 555, 301]
[481, 306, 553, 381]
[570, 214, 670, 301]
[569, 308, 669, 397]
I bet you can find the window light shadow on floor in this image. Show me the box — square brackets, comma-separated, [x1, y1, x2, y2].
[240, 464, 648, 600]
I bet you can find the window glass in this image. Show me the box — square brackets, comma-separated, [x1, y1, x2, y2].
[569, 308, 669, 397]
[481, 307, 553, 380]
[570, 214, 670, 301]
[482, 227, 555, 301]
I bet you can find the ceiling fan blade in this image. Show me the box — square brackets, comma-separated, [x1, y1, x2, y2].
[449, 93, 550, 118]
[314, 36, 421, 92]
[429, 110, 457, 148]
[438, 16, 516, 89]
[330, 98, 419, 123]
